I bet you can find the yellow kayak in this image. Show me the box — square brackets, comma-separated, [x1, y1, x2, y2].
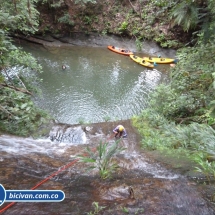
[143, 56, 176, 64]
[130, 55, 154, 68]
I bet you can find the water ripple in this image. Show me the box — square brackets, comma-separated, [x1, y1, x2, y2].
[31, 46, 169, 124]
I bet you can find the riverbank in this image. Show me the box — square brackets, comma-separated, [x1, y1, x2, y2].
[14, 32, 176, 58]
[36, 0, 190, 49]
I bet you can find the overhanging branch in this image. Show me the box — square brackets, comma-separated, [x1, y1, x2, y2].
[0, 83, 33, 95]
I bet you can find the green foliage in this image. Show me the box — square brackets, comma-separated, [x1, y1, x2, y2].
[154, 33, 180, 48]
[147, 41, 215, 125]
[0, 0, 50, 136]
[1, 47, 43, 93]
[78, 140, 125, 179]
[134, 100, 215, 150]
[151, 0, 170, 7]
[78, 117, 89, 125]
[132, 108, 215, 181]
[0, 31, 16, 67]
[170, 0, 199, 32]
[7, 48, 42, 72]
[121, 206, 129, 213]
[75, 0, 96, 4]
[0, 88, 50, 136]
[133, 35, 215, 180]
[135, 208, 144, 214]
[170, 0, 215, 44]
[103, 115, 111, 122]
[83, 16, 92, 25]
[119, 21, 128, 33]
[58, 13, 74, 26]
[132, 110, 174, 150]
[87, 202, 105, 215]
[39, 0, 64, 9]
[161, 39, 181, 49]
[194, 153, 215, 182]
[0, 0, 39, 34]
[201, 0, 215, 43]
[135, 37, 143, 51]
[101, 29, 108, 36]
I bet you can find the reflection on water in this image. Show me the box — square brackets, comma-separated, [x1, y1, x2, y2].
[19, 42, 170, 124]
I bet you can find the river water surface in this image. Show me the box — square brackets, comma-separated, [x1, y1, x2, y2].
[19, 41, 170, 124]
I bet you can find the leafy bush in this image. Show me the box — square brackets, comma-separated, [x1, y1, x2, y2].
[87, 202, 105, 215]
[0, 88, 50, 136]
[58, 13, 74, 26]
[119, 21, 128, 33]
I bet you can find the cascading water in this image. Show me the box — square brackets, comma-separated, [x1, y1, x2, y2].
[0, 121, 214, 214]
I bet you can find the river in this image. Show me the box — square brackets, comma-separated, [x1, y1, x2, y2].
[17, 37, 172, 124]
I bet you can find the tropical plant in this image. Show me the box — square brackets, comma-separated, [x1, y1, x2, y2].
[87, 202, 106, 215]
[135, 37, 143, 51]
[0, 0, 51, 136]
[121, 206, 129, 213]
[170, 0, 215, 43]
[103, 115, 111, 122]
[75, 0, 96, 4]
[194, 153, 215, 183]
[58, 13, 74, 26]
[132, 32, 215, 180]
[146, 41, 215, 125]
[119, 21, 129, 33]
[0, 88, 50, 136]
[78, 140, 125, 179]
[170, 0, 199, 32]
[134, 208, 144, 214]
[0, 0, 39, 34]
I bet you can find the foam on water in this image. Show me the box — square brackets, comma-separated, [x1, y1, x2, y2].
[119, 151, 179, 179]
[0, 134, 85, 156]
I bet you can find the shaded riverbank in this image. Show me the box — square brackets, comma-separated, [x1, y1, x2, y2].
[0, 120, 215, 214]
[14, 32, 176, 57]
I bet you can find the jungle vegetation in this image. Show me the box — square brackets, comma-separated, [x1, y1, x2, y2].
[0, 0, 97, 136]
[0, 0, 215, 181]
[132, 0, 215, 182]
[78, 140, 125, 179]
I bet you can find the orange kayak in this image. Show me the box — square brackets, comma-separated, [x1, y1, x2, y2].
[107, 45, 133, 56]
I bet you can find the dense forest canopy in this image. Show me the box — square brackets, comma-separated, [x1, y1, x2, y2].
[0, 0, 215, 179]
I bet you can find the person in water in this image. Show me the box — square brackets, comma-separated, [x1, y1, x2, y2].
[62, 65, 66, 70]
[113, 125, 127, 138]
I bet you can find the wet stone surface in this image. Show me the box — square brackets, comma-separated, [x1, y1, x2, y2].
[0, 120, 215, 214]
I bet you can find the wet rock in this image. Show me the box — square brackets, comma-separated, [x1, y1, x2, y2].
[99, 184, 134, 201]
[1, 120, 215, 214]
[49, 124, 86, 144]
[84, 126, 92, 132]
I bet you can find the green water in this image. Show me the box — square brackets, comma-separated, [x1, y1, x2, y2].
[20, 42, 170, 124]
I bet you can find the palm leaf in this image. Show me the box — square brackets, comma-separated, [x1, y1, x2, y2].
[171, 1, 199, 31]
